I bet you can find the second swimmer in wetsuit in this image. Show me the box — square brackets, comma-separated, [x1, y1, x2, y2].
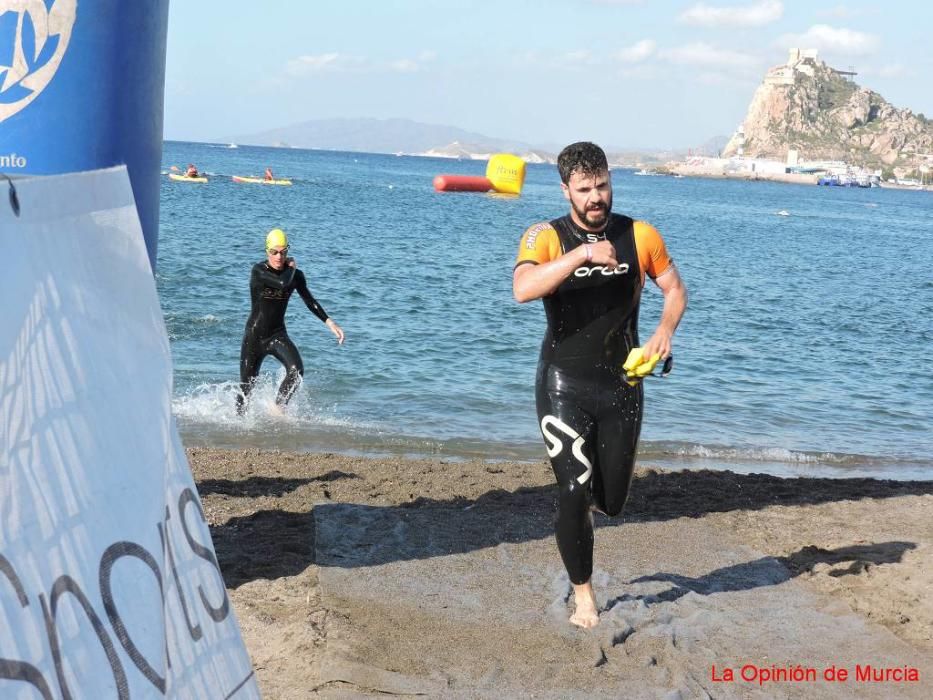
[513, 142, 687, 629]
[236, 228, 345, 416]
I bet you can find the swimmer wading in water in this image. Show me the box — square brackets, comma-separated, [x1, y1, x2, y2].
[236, 228, 345, 415]
[512, 142, 687, 629]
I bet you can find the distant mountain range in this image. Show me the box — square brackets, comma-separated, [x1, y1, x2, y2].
[221, 117, 704, 166]
[224, 118, 540, 157]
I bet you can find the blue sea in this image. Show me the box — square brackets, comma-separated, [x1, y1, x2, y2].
[158, 141, 933, 480]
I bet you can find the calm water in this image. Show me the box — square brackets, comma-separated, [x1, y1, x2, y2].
[158, 141, 933, 479]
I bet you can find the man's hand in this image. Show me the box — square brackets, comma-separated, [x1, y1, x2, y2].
[588, 240, 618, 267]
[641, 328, 672, 361]
[326, 319, 345, 345]
[286, 257, 296, 268]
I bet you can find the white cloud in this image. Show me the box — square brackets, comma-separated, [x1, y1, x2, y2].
[661, 42, 759, 70]
[514, 39, 755, 78]
[679, 0, 783, 28]
[285, 52, 361, 76]
[657, 42, 762, 85]
[776, 25, 879, 56]
[616, 39, 656, 63]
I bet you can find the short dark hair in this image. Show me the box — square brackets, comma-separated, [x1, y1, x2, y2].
[557, 142, 608, 184]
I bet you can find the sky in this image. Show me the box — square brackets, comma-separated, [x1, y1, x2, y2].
[164, 0, 933, 150]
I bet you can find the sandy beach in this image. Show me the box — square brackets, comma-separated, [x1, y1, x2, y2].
[188, 447, 933, 698]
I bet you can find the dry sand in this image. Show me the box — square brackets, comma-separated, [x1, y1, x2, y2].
[188, 448, 933, 698]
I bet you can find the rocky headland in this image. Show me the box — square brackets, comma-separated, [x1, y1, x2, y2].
[723, 49, 932, 174]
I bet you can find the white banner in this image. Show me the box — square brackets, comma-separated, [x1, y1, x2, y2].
[0, 168, 259, 698]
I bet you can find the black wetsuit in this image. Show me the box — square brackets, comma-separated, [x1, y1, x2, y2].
[236, 262, 329, 414]
[526, 213, 644, 585]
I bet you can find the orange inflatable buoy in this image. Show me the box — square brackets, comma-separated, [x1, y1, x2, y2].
[433, 175, 493, 192]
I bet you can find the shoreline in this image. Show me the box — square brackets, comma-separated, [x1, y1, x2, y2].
[190, 446, 933, 697]
[668, 164, 933, 191]
[177, 427, 933, 482]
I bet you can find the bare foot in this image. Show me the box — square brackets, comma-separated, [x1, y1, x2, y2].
[570, 581, 599, 629]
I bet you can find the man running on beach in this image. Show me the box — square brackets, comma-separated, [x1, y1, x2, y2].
[236, 228, 345, 416]
[512, 142, 687, 628]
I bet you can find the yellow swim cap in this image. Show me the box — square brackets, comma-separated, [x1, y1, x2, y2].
[265, 228, 288, 250]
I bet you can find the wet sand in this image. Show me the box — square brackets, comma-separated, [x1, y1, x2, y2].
[188, 448, 933, 698]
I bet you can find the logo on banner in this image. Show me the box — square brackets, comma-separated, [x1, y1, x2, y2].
[0, 0, 77, 123]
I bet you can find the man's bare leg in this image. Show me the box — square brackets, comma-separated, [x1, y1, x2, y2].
[570, 580, 599, 628]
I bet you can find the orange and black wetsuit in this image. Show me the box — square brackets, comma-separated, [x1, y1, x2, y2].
[515, 213, 673, 584]
[236, 262, 329, 414]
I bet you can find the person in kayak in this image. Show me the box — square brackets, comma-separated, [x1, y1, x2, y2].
[235, 228, 345, 416]
[512, 141, 687, 629]
[186, 163, 199, 178]
[264, 167, 274, 181]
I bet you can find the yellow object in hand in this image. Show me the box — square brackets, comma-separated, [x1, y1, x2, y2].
[623, 347, 662, 378]
[623, 348, 645, 372]
[632, 354, 662, 376]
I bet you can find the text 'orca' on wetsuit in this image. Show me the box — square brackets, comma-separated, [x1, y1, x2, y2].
[515, 213, 672, 584]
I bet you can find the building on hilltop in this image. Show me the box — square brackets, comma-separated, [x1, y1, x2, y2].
[766, 48, 820, 86]
[787, 48, 818, 64]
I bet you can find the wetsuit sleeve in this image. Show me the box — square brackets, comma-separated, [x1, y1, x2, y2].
[633, 221, 673, 284]
[515, 222, 562, 268]
[293, 270, 329, 323]
[251, 261, 296, 290]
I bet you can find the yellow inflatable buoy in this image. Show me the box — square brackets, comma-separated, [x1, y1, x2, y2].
[486, 153, 526, 195]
